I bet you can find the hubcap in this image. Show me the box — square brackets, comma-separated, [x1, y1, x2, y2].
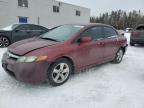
[0, 37, 9, 47]
[116, 50, 123, 62]
[52, 63, 70, 83]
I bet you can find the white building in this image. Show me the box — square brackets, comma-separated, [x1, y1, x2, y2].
[0, 0, 90, 28]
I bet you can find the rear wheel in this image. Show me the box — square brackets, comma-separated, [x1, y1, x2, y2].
[113, 49, 124, 64]
[47, 58, 72, 86]
[0, 36, 10, 48]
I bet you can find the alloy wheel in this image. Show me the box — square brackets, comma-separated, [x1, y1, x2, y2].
[52, 63, 70, 83]
[0, 36, 10, 48]
[116, 49, 123, 62]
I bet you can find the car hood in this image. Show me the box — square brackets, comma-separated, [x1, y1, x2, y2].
[0, 30, 11, 33]
[9, 38, 58, 55]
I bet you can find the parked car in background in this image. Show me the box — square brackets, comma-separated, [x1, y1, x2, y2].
[130, 24, 144, 46]
[2, 24, 127, 86]
[125, 28, 133, 33]
[0, 24, 49, 48]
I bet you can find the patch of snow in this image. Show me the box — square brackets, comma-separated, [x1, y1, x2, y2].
[0, 43, 144, 108]
[124, 33, 131, 41]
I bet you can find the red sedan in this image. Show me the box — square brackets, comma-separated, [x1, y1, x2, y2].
[2, 24, 127, 86]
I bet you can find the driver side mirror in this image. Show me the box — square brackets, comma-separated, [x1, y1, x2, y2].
[79, 36, 92, 43]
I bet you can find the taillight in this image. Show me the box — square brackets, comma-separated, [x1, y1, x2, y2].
[131, 31, 140, 36]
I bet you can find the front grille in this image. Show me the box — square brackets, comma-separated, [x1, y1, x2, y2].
[2, 62, 16, 78]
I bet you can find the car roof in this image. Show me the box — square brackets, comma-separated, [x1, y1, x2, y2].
[15, 23, 112, 27]
[12, 23, 49, 29]
[65, 23, 113, 28]
[13, 23, 41, 26]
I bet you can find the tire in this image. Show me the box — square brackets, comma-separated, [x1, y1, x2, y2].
[113, 49, 124, 64]
[130, 41, 135, 46]
[47, 58, 73, 86]
[0, 36, 10, 48]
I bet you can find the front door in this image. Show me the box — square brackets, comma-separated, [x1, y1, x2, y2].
[72, 26, 105, 68]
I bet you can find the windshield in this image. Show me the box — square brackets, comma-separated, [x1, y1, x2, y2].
[40, 25, 84, 41]
[1, 24, 19, 31]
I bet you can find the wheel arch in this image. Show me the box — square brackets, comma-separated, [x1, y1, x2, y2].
[120, 46, 126, 54]
[49, 56, 75, 74]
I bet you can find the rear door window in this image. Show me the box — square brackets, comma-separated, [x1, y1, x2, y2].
[29, 25, 48, 31]
[104, 27, 117, 38]
[28, 25, 38, 31]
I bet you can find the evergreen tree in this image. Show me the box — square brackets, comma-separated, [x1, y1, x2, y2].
[90, 10, 144, 29]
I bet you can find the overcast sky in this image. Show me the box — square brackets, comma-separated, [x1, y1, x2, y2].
[58, 0, 144, 16]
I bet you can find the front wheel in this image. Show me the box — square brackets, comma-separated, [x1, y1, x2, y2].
[47, 58, 72, 86]
[113, 49, 124, 64]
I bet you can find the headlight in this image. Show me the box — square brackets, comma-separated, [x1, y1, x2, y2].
[17, 56, 47, 63]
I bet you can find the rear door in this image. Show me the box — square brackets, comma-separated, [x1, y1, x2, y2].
[103, 26, 119, 60]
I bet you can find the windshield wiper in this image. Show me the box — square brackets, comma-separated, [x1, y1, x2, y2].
[40, 37, 59, 42]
